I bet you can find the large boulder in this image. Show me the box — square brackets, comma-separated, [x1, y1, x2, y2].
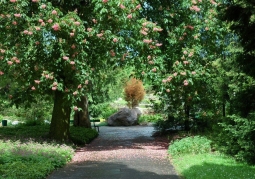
[107, 107, 141, 126]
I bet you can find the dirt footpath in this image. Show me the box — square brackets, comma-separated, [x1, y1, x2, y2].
[47, 126, 179, 179]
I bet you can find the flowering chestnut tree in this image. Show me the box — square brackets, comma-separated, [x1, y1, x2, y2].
[0, 0, 162, 141]
[138, 0, 228, 129]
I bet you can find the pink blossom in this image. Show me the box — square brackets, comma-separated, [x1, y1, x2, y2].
[127, 14, 132, 19]
[78, 84, 82, 89]
[12, 21, 17, 25]
[136, 4, 141, 9]
[48, 19, 53, 23]
[183, 61, 189, 65]
[0, 71, 4, 75]
[41, 4, 46, 9]
[97, 33, 103, 38]
[167, 76, 172, 82]
[73, 91, 78, 95]
[183, 80, 189, 86]
[192, 0, 197, 4]
[183, 50, 188, 55]
[35, 26, 40, 31]
[35, 41, 40, 45]
[153, 27, 163, 32]
[0, 49, 5, 54]
[23, 30, 29, 34]
[192, 71, 196, 75]
[74, 106, 78, 111]
[32, 0, 39, 2]
[175, 61, 179, 65]
[162, 79, 167, 83]
[34, 80, 40, 84]
[31, 86, 36, 90]
[63, 56, 69, 60]
[173, 72, 178, 76]
[28, 31, 33, 35]
[141, 71, 145, 75]
[52, 86, 57, 91]
[87, 28, 93, 32]
[92, 19, 97, 24]
[85, 80, 89, 85]
[140, 30, 148, 35]
[113, 38, 118, 42]
[102, 0, 108, 3]
[70, 61, 75, 65]
[38, 19, 43, 23]
[143, 39, 152, 44]
[120, 4, 125, 9]
[14, 14, 21, 17]
[7, 61, 13, 65]
[205, 27, 209, 31]
[188, 52, 194, 57]
[110, 50, 115, 57]
[10, 0, 16, 2]
[152, 68, 157, 72]
[210, 0, 217, 5]
[53, 82, 58, 86]
[180, 72, 186, 76]
[147, 55, 151, 59]
[70, 32, 75, 37]
[52, 23, 60, 31]
[148, 60, 154, 65]
[71, 44, 76, 49]
[52, 10, 57, 15]
[166, 89, 170, 93]
[15, 59, 20, 64]
[179, 37, 184, 41]
[156, 43, 162, 47]
[190, 5, 200, 12]
[74, 21, 80, 26]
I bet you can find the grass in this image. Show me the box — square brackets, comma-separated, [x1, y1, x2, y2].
[168, 135, 255, 179]
[171, 153, 255, 179]
[0, 124, 98, 179]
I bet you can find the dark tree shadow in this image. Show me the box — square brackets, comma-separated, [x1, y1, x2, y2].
[47, 160, 180, 179]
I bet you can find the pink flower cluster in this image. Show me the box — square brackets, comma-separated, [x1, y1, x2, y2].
[52, 23, 60, 31]
[52, 82, 58, 90]
[190, 5, 200, 12]
[0, 71, 4, 75]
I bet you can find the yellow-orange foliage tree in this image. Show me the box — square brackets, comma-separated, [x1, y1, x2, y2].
[124, 78, 146, 108]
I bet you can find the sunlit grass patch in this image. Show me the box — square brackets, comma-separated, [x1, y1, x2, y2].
[171, 153, 255, 179]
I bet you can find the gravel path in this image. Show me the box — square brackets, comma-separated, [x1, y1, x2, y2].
[47, 126, 179, 179]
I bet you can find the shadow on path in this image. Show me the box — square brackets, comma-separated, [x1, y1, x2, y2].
[47, 126, 179, 179]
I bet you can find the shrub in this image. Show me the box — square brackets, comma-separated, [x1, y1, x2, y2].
[89, 103, 117, 119]
[0, 140, 74, 179]
[124, 77, 145, 108]
[168, 136, 212, 156]
[138, 114, 163, 124]
[70, 126, 98, 145]
[216, 114, 255, 164]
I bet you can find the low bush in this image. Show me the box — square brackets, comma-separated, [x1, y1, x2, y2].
[138, 114, 163, 124]
[0, 140, 74, 179]
[70, 126, 98, 145]
[168, 136, 212, 156]
[215, 114, 255, 164]
[90, 103, 117, 119]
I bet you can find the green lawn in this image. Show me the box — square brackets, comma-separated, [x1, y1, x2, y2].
[171, 153, 255, 179]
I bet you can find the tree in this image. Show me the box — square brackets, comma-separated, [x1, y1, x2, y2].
[135, 0, 229, 130]
[124, 77, 145, 108]
[0, 0, 162, 141]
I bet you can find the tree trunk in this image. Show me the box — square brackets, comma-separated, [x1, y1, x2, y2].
[49, 90, 71, 141]
[73, 96, 91, 128]
[184, 104, 190, 131]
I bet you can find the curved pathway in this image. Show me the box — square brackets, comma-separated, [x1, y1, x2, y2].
[48, 126, 179, 179]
